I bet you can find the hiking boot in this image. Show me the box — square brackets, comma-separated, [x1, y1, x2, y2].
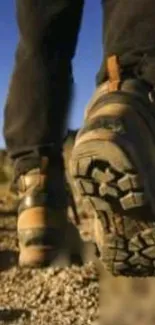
[70, 55, 155, 277]
[16, 156, 69, 267]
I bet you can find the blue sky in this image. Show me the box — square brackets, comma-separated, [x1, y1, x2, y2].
[0, 1, 102, 148]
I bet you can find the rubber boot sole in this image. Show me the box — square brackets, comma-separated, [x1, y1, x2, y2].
[71, 128, 155, 276]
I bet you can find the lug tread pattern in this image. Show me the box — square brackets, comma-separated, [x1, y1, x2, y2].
[71, 144, 155, 276]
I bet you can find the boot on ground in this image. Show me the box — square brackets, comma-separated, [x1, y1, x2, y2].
[16, 157, 69, 267]
[70, 55, 155, 277]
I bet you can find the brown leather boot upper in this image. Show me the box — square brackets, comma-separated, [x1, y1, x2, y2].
[16, 157, 68, 267]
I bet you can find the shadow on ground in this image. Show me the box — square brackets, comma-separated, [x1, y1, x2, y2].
[0, 308, 30, 322]
[0, 249, 18, 271]
[0, 226, 16, 231]
[0, 211, 17, 217]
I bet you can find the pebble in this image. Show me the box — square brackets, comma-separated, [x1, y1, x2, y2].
[0, 262, 99, 325]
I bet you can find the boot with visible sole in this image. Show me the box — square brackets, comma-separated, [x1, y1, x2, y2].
[16, 156, 70, 268]
[70, 56, 155, 277]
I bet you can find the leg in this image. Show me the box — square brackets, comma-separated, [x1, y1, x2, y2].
[4, 0, 84, 177]
[71, 0, 155, 276]
[3, 0, 84, 267]
[97, 0, 155, 85]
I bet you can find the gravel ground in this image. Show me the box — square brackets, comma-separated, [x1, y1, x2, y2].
[0, 202, 99, 325]
[0, 263, 98, 325]
[2, 190, 155, 325]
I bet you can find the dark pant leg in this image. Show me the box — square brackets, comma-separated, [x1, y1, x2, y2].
[97, 0, 155, 86]
[3, 0, 84, 178]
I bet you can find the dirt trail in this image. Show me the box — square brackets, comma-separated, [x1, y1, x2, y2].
[0, 198, 99, 325]
[1, 157, 155, 324]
